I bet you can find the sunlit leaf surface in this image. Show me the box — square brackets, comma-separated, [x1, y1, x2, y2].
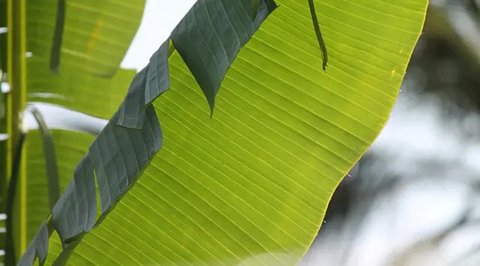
[36, 0, 427, 264]
[26, 0, 143, 118]
[18, 0, 428, 264]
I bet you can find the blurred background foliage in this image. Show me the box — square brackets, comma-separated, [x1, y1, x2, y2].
[302, 0, 480, 265]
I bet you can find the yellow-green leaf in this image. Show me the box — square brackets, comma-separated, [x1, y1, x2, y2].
[37, 0, 427, 265]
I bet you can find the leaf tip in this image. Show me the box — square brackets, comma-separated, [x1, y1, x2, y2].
[208, 100, 215, 118]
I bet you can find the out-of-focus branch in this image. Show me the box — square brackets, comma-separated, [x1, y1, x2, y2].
[470, 0, 479, 12]
[428, 0, 480, 69]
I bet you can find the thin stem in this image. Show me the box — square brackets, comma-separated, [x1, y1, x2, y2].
[5, 132, 25, 265]
[7, 0, 27, 259]
[308, 0, 328, 70]
[30, 108, 60, 209]
[50, 0, 66, 73]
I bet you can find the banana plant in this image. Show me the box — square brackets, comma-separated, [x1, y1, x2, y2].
[0, 0, 427, 265]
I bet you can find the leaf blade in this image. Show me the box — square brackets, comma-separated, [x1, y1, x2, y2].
[23, 0, 428, 265]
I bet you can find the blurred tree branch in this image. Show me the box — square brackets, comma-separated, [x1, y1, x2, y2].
[428, 0, 480, 70]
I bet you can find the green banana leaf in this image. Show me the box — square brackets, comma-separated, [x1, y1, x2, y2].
[26, 0, 144, 118]
[21, 0, 427, 265]
[15, 0, 144, 259]
[25, 130, 94, 244]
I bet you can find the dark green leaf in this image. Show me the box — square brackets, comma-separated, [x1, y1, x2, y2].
[30, 108, 60, 210]
[51, 156, 96, 244]
[117, 39, 170, 129]
[145, 39, 170, 104]
[91, 106, 162, 214]
[171, 0, 277, 112]
[308, 0, 328, 70]
[116, 67, 149, 129]
[49, 0, 66, 73]
[25, 131, 94, 245]
[18, 223, 48, 266]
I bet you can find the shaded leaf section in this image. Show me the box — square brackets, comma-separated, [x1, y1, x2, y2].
[20, 105, 163, 264]
[116, 68, 150, 129]
[25, 131, 94, 244]
[52, 156, 96, 244]
[49, 105, 161, 244]
[49, 0, 66, 73]
[17, 223, 48, 266]
[145, 40, 171, 104]
[91, 106, 162, 214]
[171, 0, 277, 112]
[21, 0, 144, 257]
[117, 39, 170, 129]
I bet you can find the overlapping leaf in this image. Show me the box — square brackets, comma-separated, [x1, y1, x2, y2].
[17, 223, 48, 266]
[19, 0, 144, 260]
[26, 0, 144, 118]
[24, 131, 94, 244]
[23, 0, 145, 236]
[171, 0, 277, 111]
[20, 0, 427, 265]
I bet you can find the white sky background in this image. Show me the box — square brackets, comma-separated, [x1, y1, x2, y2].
[121, 0, 196, 70]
